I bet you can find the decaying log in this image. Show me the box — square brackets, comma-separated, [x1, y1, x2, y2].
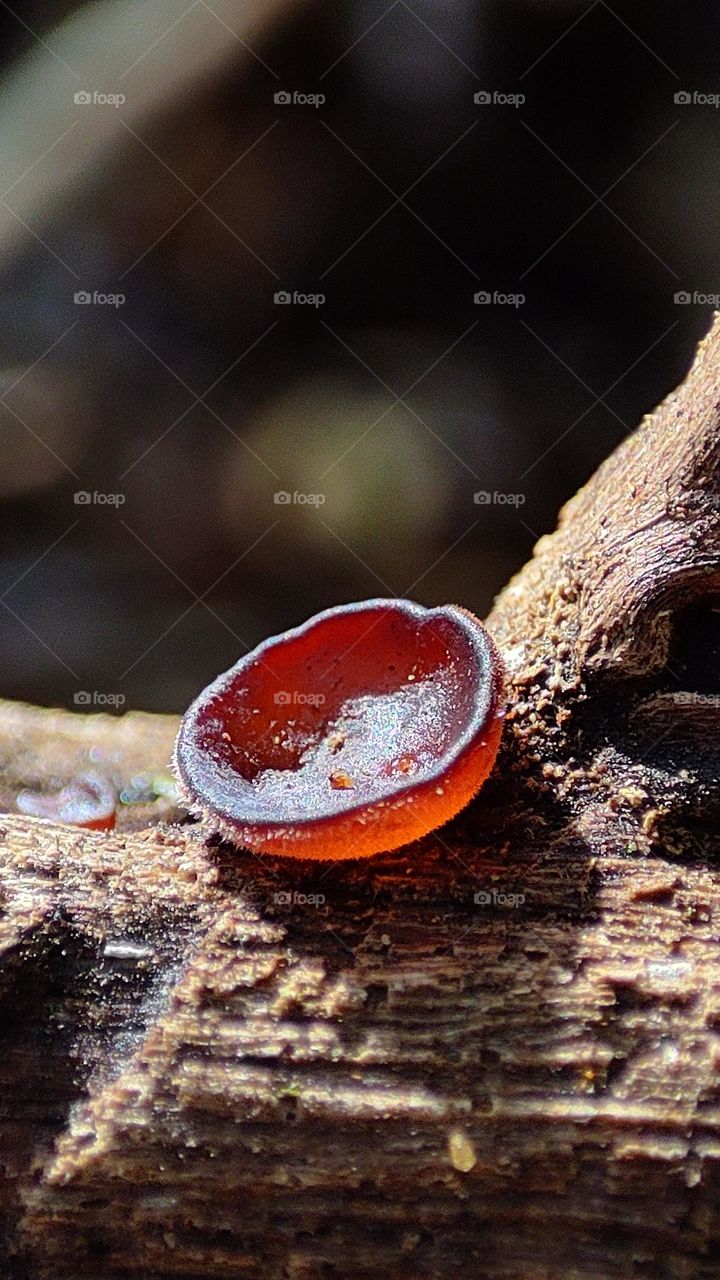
[3, 318, 720, 1279]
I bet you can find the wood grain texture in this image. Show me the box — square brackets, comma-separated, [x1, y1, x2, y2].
[3, 317, 720, 1279]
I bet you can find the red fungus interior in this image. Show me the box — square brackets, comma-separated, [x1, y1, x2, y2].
[191, 606, 486, 823]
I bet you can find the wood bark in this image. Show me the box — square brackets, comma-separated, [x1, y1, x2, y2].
[2, 317, 720, 1279]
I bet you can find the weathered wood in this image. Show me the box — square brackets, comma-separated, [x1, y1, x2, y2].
[2, 318, 720, 1279]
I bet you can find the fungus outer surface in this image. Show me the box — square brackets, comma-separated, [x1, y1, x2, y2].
[174, 599, 505, 860]
[16, 771, 117, 831]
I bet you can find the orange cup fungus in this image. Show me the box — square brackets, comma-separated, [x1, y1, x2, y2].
[16, 770, 117, 831]
[174, 599, 505, 861]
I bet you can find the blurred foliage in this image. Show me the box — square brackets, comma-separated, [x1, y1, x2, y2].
[0, 0, 718, 710]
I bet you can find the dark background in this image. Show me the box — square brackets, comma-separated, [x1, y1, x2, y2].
[0, 0, 718, 712]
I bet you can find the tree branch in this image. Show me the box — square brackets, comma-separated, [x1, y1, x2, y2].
[3, 318, 720, 1279]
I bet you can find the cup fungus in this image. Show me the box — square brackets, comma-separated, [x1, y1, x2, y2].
[16, 770, 117, 831]
[174, 598, 505, 860]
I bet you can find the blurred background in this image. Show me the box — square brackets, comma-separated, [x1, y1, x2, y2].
[0, 0, 718, 713]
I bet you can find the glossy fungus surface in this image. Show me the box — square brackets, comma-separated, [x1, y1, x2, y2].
[16, 770, 117, 831]
[174, 599, 505, 860]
